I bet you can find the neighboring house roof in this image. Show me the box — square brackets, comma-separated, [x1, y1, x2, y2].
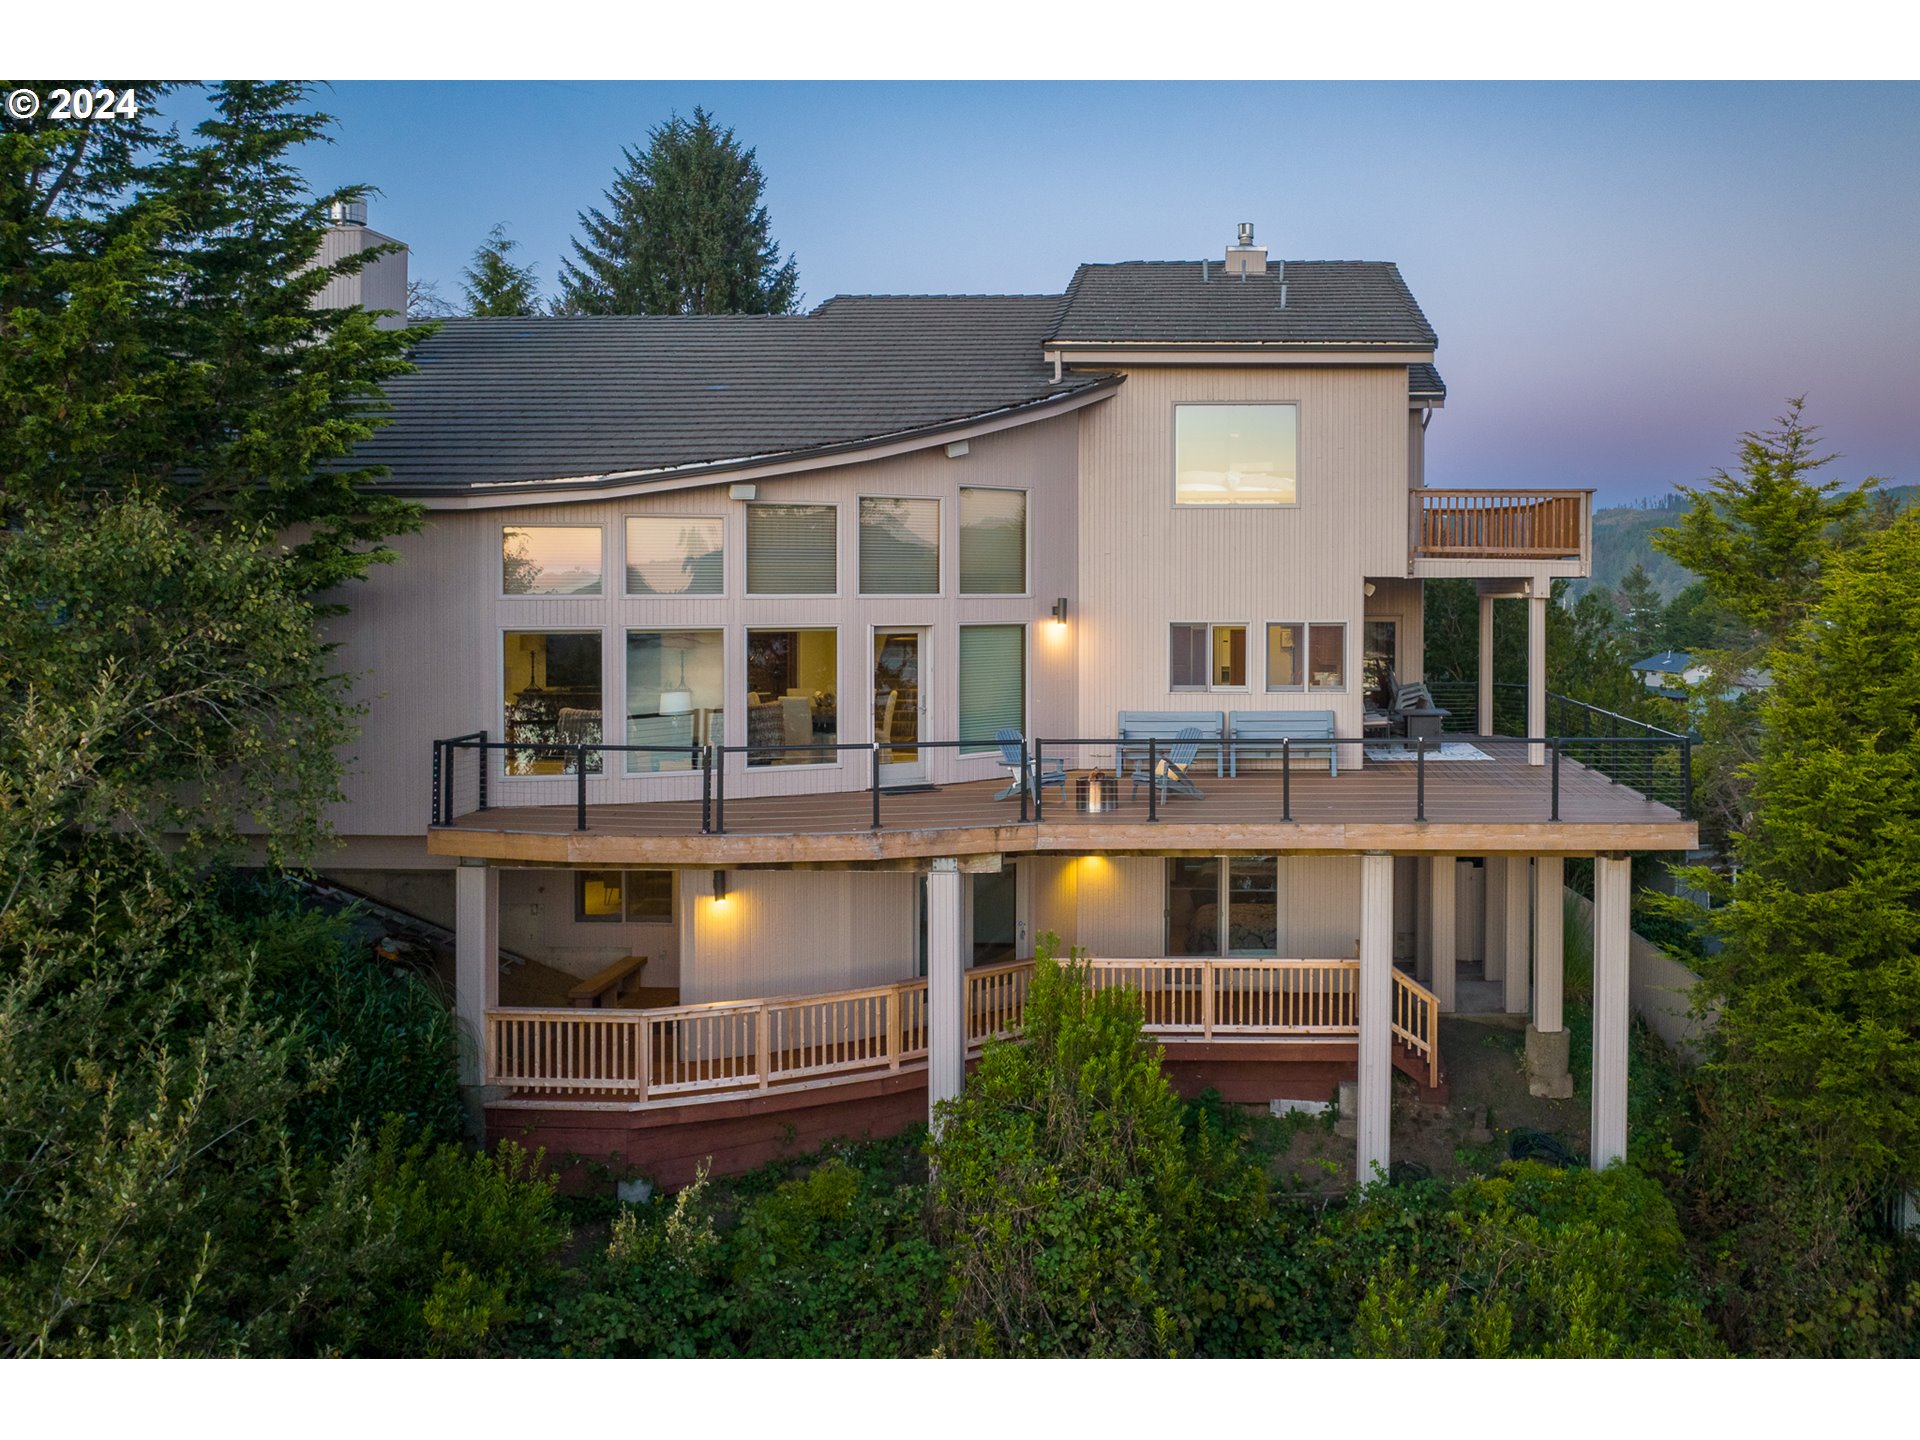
[356, 296, 1115, 494]
[1630, 650, 1695, 674]
[1047, 260, 1438, 348]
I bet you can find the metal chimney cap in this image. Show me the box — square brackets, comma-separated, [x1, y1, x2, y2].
[1237, 222, 1255, 247]
[329, 198, 369, 227]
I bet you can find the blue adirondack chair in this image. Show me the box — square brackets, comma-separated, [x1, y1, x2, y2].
[994, 728, 1065, 801]
[1129, 726, 1207, 802]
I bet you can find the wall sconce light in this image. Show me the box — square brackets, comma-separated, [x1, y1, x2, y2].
[712, 869, 728, 903]
[1050, 597, 1069, 627]
[1363, 582, 1376, 598]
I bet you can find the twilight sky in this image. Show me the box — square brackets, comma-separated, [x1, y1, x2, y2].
[271, 80, 1917, 506]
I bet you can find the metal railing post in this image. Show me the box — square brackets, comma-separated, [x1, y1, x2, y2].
[871, 743, 882, 830]
[476, 731, 489, 811]
[1147, 738, 1159, 822]
[1681, 737, 1694, 818]
[431, 741, 443, 827]
[1019, 741, 1029, 824]
[576, 746, 588, 832]
[1550, 737, 1561, 821]
[701, 743, 713, 834]
[1033, 741, 1045, 822]
[1282, 737, 1292, 822]
[715, 746, 727, 834]
[1415, 735, 1426, 822]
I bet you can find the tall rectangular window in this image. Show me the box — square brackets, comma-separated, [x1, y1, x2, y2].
[1167, 856, 1279, 957]
[626, 628, 723, 770]
[625, 516, 723, 595]
[1266, 623, 1304, 691]
[503, 526, 602, 596]
[1174, 404, 1298, 506]
[958, 624, 1024, 754]
[1309, 623, 1346, 691]
[859, 497, 940, 594]
[1364, 619, 1398, 708]
[746, 503, 835, 594]
[746, 629, 838, 765]
[1169, 624, 1209, 691]
[959, 488, 1026, 594]
[1212, 625, 1248, 687]
[1167, 857, 1220, 957]
[502, 631, 602, 774]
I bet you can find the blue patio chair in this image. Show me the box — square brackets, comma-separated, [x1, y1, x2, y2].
[994, 727, 1065, 802]
[1129, 725, 1207, 802]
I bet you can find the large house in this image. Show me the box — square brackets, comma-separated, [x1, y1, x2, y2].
[315, 216, 1696, 1187]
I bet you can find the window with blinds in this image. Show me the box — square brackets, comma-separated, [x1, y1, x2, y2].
[959, 488, 1026, 594]
[626, 516, 723, 595]
[1169, 623, 1209, 690]
[859, 497, 939, 594]
[958, 625, 1024, 754]
[746, 503, 836, 594]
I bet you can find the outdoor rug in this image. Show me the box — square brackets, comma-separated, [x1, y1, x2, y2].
[1363, 741, 1491, 762]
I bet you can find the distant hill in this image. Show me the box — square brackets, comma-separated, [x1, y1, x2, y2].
[1571, 484, 1915, 602]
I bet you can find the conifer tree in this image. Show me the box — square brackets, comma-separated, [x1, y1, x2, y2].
[557, 107, 799, 316]
[461, 223, 541, 317]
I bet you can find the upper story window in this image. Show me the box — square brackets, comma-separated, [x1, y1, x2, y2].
[959, 487, 1026, 594]
[625, 516, 723, 595]
[746, 503, 836, 595]
[1174, 404, 1298, 506]
[503, 525, 603, 596]
[859, 497, 940, 594]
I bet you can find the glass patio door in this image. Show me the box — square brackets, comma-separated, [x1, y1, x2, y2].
[873, 629, 927, 785]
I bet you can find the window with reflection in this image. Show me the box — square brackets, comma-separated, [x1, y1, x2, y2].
[625, 516, 723, 595]
[1309, 623, 1346, 690]
[1174, 405, 1298, 506]
[502, 631, 602, 774]
[746, 629, 838, 765]
[1167, 856, 1279, 957]
[503, 526, 603, 595]
[626, 629, 723, 770]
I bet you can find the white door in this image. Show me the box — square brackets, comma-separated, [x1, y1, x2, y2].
[873, 628, 928, 786]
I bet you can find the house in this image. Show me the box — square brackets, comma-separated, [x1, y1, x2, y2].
[1631, 648, 1768, 705]
[313, 218, 1695, 1187]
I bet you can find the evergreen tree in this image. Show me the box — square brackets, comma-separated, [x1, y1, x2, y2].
[461, 223, 541, 317]
[558, 107, 800, 316]
[1616, 561, 1666, 657]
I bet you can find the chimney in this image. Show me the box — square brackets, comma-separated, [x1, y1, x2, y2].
[1223, 221, 1268, 277]
[310, 198, 409, 329]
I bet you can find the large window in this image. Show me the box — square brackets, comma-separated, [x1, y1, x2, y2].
[959, 488, 1026, 594]
[859, 497, 939, 594]
[746, 503, 836, 594]
[746, 628, 838, 765]
[1167, 856, 1279, 957]
[625, 516, 723, 595]
[1174, 404, 1298, 506]
[576, 869, 674, 923]
[626, 629, 723, 770]
[503, 631, 602, 774]
[1266, 622, 1346, 692]
[1364, 620, 1398, 709]
[958, 624, 1025, 754]
[1171, 623, 1245, 690]
[503, 526, 602, 596]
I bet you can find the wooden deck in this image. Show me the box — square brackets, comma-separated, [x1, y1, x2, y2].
[430, 752, 1695, 864]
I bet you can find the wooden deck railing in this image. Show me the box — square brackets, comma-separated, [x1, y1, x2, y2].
[1412, 489, 1589, 561]
[485, 955, 1440, 1101]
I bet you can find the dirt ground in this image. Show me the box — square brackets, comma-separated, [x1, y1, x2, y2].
[1266, 1015, 1591, 1195]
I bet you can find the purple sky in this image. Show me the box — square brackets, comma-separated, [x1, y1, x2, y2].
[269, 81, 1918, 505]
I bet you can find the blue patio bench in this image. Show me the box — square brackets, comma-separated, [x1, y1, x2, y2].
[1116, 710, 1226, 778]
[1227, 709, 1338, 777]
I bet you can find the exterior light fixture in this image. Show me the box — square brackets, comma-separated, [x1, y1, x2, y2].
[1051, 597, 1068, 627]
[712, 869, 728, 902]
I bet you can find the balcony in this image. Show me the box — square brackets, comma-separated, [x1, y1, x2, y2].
[1410, 489, 1591, 574]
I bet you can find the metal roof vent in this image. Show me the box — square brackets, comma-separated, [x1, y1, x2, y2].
[1224, 221, 1267, 276]
[329, 198, 368, 227]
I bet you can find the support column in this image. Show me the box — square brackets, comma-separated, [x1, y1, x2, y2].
[1477, 590, 1496, 736]
[1428, 855, 1457, 1014]
[1526, 856, 1572, 1097]
[1483, 855, 1507, 983]
[1503, 855, 1531, 1016]
[1357, 853, 1395, 1184]
[454, 861, 501, 1092]
[926, 858, 967, 1130]
[1415, 857, 1433, 986]
[1592, 855, 1632, 1166]
[1528, 589, 1549, 765]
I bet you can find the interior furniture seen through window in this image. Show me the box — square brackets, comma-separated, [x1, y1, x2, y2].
[626, 628, 722, 770]
[625, 516, 723, 595]
[1309, 623, 1346, 690]
[1167, 856, 1280, 956]
[959, 488, 1026, 594]
[859, 497, 940, 594]
[503, 526, 602, 596]
[503, 631, 602, 774]
[576, 869, 674, 923]
[1364, 619, 1398, 710]
[746, 503, 836, 594]
[958, 624, 1024, 754]
[746, 628, 838, 764]
[1174, 404, 1298, 506]
[1266, 622, 1346, 691]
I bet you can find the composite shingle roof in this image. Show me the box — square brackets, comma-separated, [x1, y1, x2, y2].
[1048, 260, 1437, 347]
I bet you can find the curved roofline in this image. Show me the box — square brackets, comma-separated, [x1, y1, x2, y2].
[395, 377, 1122, 509]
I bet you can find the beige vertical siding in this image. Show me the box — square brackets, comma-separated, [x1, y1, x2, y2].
[496, 868, 683, 986]
[1073, 366, 1411, 748]
[685, 869, 919, 1003]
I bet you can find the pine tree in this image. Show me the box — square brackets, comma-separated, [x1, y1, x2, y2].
[557, 107, 800, 317]
[1616, 562, 1666, 656]
[461, 223, 541, 317]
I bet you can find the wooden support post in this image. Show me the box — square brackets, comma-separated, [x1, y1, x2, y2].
[927, 858, 966, 1130]
[1484, 855, 1507, 983]
[1528, 589, 1548, 766]
[454, 862, 500, 1091]
[1504, 855, 1531, 1016]
[1357, 853, 1395, 1184]
[1592, 855, 1632, 1166]
[1415, 857, 1433, 986]
[1429, 855, 1457, 1014]
[1477, 591, 1496, 736]
[1533, 856, 1565, 1034]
